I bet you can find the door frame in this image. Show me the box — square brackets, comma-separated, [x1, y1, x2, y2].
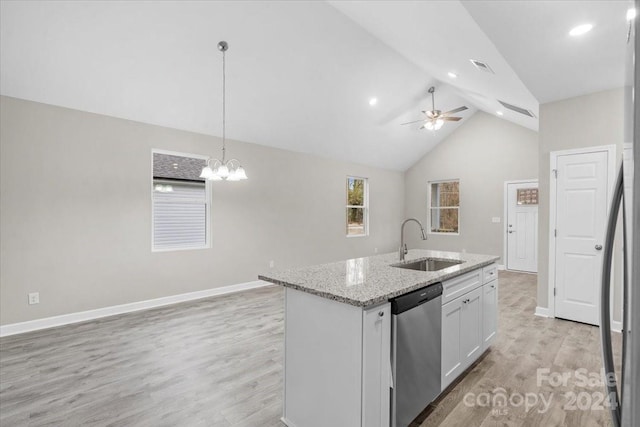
[547, 144, 616, 319]
[503, 179, 539, 272]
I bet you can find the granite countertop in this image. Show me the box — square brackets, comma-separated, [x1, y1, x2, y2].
[258, 249, 500, 307]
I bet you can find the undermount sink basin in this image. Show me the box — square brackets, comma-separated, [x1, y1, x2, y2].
[391, 258, 463, 272]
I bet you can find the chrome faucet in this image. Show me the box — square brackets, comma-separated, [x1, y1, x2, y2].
[399, 218, 428, 261]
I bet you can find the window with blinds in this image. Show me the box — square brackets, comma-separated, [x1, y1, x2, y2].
[152, 151, 210, 251]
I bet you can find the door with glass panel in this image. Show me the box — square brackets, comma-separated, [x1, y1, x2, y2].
[506, 181, 538, 273]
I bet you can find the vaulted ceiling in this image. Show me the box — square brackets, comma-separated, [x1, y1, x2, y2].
[0, 1, 632, 171]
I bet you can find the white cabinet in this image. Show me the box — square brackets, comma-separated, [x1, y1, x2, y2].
[460, 286, 483, 367]
[441, 296, 463, 390]
[482, 279, 498, 350]
[283, 288, 391, 427]
[441, 286, 483, 391]
[441, 264, 498, 392]
[362, 304, 391, 427]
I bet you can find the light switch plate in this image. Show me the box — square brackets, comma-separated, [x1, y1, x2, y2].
[492, 217, 501, 223]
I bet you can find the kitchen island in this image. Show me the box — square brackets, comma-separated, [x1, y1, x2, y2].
[259, 249, 500, 427]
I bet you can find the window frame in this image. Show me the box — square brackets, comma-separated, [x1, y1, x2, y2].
[427, 179, 460, 236]
[346, 175, 369, 238]
[151, 149, 212, 252]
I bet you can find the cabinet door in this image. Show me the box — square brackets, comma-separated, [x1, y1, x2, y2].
[482, 280, 498, 350]
[460, 287, 483, 369]
[362, 303, 391, 427]
[441, 298, 463, 391]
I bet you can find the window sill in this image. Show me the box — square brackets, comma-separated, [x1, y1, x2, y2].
[152, 245, 211, 253]
[428, 232, 460, 236]
[346, 234, 369, 238]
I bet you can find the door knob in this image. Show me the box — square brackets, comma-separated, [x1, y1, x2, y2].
[595, 244, 603, 251]
[508, 230, 515, 234]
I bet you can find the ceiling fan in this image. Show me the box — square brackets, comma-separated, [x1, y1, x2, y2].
[401, 86, 468, 131]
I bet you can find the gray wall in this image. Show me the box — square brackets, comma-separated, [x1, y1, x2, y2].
[537, 88, 626, 319]
[0, 96, 404, 325]
[404, 111, 539, 260]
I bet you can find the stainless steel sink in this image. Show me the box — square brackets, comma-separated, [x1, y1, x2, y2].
[391, 258, 463, 272]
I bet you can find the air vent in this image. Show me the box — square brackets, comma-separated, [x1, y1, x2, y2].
[498, 100, 537, 118]
[470, 59, 494, 74]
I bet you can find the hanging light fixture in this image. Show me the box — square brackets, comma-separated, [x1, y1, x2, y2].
[200, 41, 248, 181]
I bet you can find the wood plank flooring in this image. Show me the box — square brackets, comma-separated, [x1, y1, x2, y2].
[414, 271, 622, 427]
[0, 271, 622, 426]
[0, 286, 286, 427]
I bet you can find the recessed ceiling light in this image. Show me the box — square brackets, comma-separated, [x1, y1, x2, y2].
[447, 72, 458, 79]
[627, 8, 637, 21]
[369, 97, 378, 106]
[496, 111, 504, 116]
[569, 23, 593, 36]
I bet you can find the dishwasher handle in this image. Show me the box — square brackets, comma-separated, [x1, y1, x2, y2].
[391, 282, 443, 315]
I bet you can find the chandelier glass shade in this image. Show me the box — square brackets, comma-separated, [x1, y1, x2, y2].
[201, 40, 247, 182]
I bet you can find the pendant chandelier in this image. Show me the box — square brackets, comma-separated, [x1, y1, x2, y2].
[200, 41, 247, 181]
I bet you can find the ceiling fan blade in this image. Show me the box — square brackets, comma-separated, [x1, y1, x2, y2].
[441, 116, 462, 121]
[401, 119, 426, 126]
[441, 106, 468, 116]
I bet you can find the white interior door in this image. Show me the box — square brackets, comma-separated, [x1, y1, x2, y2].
[554, 150, 610, 326]
[506, 181, 538, 272]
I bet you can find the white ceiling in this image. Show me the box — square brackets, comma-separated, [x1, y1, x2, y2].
[0, 1, 633, 171]
[329, 0, 540, 131]
[462, 0, 631, 104]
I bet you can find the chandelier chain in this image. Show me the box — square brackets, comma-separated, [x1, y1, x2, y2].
[222, 47, 226, 162]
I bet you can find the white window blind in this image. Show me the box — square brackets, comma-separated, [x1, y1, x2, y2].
[152, 179, 207, 250]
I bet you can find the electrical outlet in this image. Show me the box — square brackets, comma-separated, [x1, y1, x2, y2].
[492, 217, 501, 223]
[269, 260, 274, 268]
[28, 292, 40, 305]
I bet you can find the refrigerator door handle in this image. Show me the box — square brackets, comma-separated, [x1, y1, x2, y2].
[600, 164, 624, 427]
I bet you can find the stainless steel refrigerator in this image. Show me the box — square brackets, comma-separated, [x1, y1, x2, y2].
[600, 3, 640, 425]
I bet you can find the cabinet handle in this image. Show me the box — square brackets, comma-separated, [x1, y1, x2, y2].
[378, 311, 384, 317]
[491, 285, 495, 289]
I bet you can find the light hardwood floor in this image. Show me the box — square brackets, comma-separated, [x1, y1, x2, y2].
[0, 272, 622, 426]
[414, 271, 622, 427]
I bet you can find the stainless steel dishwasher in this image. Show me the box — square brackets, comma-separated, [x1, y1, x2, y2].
[390, 282, 443, 427]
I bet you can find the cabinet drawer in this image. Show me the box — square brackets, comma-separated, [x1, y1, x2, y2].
[482, 264, 498, 284]
[442, 268, 482, 305]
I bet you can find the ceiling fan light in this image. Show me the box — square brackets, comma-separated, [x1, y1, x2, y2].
[434, 118, 444, 130]
[425, 121, 435, 131]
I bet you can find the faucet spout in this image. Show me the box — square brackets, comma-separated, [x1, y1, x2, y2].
[399, 218, 428, 261]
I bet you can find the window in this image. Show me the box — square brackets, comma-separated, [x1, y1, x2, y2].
[152, 150, 210, 251]
[429, 180, 459, 234]
[517, 188, 538, 205]
[346, 176, 368, 236]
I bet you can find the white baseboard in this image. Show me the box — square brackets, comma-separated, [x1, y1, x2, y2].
[611, 320, 623, 333]
[0, 280, 272, 338]
[535, 306, 552, 318]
